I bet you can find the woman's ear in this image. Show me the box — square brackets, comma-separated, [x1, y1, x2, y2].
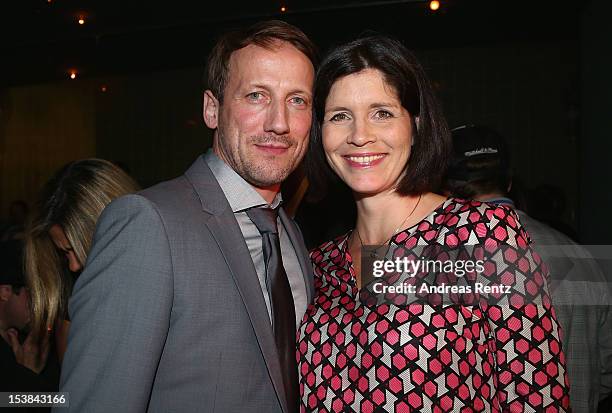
[203, 90, 219, 129]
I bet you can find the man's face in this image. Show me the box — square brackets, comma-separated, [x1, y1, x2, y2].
[206, 41, 314, 189]
[0, 285, 31, 332]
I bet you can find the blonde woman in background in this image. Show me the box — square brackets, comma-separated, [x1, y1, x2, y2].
[25, 159, 139, 362]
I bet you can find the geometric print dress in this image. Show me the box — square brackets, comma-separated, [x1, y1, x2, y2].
[297, 198, 570, 412]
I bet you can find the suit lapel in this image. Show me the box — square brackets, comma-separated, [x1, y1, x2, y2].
[185, 157, 289, 413]
[205, 214, 289, 412]
[279, 208, 315, 304]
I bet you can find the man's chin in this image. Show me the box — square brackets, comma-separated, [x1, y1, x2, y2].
[243, 164, 296, 188]
[248, 175, 289, 189]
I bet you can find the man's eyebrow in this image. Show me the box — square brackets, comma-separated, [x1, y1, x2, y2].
[248, 83, 269, 90]
[244, 83, 311, 96]
[288, 88, 312, 96]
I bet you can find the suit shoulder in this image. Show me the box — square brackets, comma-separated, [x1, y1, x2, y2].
[133, 175, 200, 217]
[98, 176, 196, 233]
[138, 175, 194, 204]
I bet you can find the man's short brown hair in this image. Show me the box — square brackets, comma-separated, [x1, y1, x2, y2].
[205, 20, 317, 103]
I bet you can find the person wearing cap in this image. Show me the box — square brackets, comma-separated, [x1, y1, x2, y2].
[0, 240, 54, 393]
[445, 124, 612, 413]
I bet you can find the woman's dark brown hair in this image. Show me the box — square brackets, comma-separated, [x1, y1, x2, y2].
[307, 34, 450, 198]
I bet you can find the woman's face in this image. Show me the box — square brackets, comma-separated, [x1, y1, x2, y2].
[49, 225, 82, 273]
[322, 68, 414, 196]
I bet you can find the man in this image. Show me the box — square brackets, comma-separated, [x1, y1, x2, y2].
[0, 241, 52, 393]
[59, 20, 316, 413]
[445, 124, 612, 413]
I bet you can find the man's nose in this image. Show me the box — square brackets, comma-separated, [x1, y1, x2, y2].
[263, 100, 290, 135]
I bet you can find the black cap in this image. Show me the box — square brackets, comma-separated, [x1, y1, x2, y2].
[0, 240, 25, 287]
[446, 124, 510, 183]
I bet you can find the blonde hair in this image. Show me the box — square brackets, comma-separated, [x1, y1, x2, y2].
[25, 159, 139, 337]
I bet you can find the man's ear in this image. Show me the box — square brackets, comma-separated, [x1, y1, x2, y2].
[0, 285, 12, 301]
[203, 90, 220, 129]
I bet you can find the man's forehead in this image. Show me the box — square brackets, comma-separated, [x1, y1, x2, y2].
[232, 39, 294, 58]
[227, 41, 312, 74]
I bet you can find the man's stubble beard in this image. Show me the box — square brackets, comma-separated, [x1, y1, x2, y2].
[214, 130, 304, 188]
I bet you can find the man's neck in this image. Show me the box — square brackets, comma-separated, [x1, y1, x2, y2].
[474, 191, 506, 201]
[254, 184, 281, 205]
[210, 145, 281, 205]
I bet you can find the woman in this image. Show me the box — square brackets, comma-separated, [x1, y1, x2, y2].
[298, 35, 570, 412]
[25, 159, 139, 362]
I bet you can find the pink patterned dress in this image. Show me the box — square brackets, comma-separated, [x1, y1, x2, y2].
[297, 198, 570, 412]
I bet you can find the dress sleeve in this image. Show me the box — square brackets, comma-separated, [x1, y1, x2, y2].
[480, 205, 570, 412]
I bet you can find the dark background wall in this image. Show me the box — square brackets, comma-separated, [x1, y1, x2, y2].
[580, 0, 612, 244]
[0, 0, 608, 243]
[94, 69, 211, 188]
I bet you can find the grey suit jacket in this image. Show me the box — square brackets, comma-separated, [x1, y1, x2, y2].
[57, 155, 314, 413]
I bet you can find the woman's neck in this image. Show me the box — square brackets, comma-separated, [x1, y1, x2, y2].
[353, 190, 421, 245]
[353, 191, 447, 245]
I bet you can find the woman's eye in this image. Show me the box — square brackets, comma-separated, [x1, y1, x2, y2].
[329, 113, 349, 122]
[374, 110, 393, 119]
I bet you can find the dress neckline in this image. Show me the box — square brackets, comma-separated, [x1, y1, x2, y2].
[338, 197, 453, 292]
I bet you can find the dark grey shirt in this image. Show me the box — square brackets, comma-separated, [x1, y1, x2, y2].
[515, 210, 612, 413]
[204, 150, 307, 327]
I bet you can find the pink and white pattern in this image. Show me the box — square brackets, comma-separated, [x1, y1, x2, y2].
[297, 198, 570, 412]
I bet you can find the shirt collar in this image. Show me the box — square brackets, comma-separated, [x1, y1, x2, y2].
[204, 149, 282, 212]
[482, 196, 515, 208]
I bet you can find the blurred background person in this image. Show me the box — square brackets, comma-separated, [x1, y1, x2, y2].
[445, 124, 612, 413]
[527, 184, 579, 241]
[24, 159, 139, 363]
[0, 240, 53, 394]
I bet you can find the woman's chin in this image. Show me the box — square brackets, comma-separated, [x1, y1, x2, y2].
[339, 174, 398, 196]
[349, 184, 394, 198]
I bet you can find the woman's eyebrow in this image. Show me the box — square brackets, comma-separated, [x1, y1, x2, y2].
[325, 106, 350, 112]
[368, 101, 398, 109]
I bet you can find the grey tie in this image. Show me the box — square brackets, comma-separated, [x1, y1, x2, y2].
[246, 206, 298, 413]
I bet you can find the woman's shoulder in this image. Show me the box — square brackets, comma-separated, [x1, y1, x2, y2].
[435, 197, 520, 226]
[436, 197, 509, 215]
[437, 197, 529, 248]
